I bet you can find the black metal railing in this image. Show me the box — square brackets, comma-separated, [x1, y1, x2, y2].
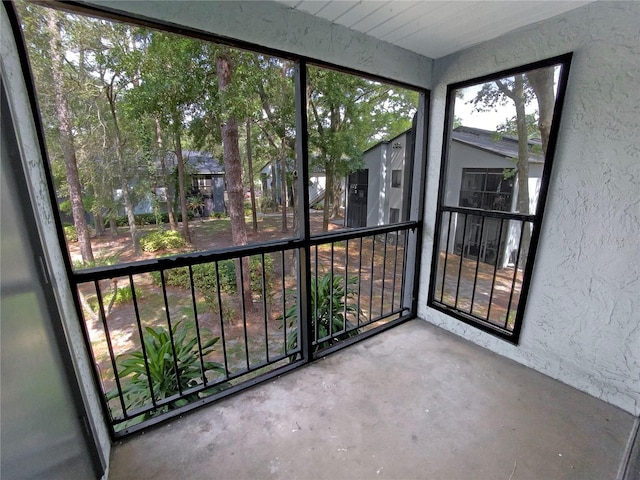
[431, 207, 533, 335]
[74, 223, 415, 437]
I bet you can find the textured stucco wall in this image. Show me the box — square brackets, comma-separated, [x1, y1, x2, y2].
[80, 0, 431, 89]
[419, 1, 640, 415]
[1, 7, 111, 473]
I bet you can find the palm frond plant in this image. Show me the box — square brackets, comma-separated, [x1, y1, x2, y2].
[105, 321, 225, 423]
[281, 272, 363, 361]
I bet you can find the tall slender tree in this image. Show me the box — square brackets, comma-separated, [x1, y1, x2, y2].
[216, 49, 253, 311]
[46, 9, 94, 262]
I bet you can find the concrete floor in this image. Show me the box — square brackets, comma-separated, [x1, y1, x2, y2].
[109, 320, 635, 480]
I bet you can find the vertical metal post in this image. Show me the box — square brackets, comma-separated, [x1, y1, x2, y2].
[406, 92, 429, 314]
[261, 254, 269, 362]
[294, 60, 313, 362]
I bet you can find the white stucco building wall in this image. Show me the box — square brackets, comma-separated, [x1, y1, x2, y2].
[420, 1, 640, 416]
[361, 132, 410, 227]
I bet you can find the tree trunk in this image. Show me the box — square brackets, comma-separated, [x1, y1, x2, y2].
[292, 168, 299, 234]
[95, 209, 106, 236]
[513, 75, 531, 267]
[526, 67, 555, 156]
[109, 216, 118, 237]
[47, 10, 94, 263]
[156, 116, 177, 230]
[106, 82, 140, 256]
[246, 119, 258, 233]
[217, 52, 253, 312]
[173, 114, 191, 243]
[280, 62, 288, 233]
[322, 157, 334, 232]
[280, 140, 288, 232]
[271, 161, 278, 212]
[330, 174, 342, 220]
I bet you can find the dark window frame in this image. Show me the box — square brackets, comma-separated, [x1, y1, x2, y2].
[428, 53, 572, 344]
[391, 169, 402, 188]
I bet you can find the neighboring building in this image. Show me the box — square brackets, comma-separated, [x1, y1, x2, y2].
[126, 150, 226, 218]
[346, 129, 414, 228]
[351, 125, 543, 267]
[443, 126, 544, 267]
[260, 160, 329, 209]
[181, 150, 226, 216]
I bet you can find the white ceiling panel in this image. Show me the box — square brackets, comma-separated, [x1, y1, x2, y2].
[294, 1, 332, 16]
[352, 1, 419, 34]
[365, 3, 425, 40]
[275, 0, 593, 59]
[332, 1, 390, 28]
[315, 1, 361, 22]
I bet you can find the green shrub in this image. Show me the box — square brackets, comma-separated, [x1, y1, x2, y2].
[260, 197, 276, 211]
[250, 254, 274, 296]
[105, 321, 225, 420]
[281, 272, 362, 360]
[64, 225, 78, 242]
[110, 212, 195, 228]
[114, 285, 134, 305]
[140, 230, 187, 252]
[152, 256, 274, 312]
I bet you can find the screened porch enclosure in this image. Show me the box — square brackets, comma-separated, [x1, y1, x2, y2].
[14, 1, 428, 438]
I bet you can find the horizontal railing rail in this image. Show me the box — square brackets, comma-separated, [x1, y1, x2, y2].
[441, 205, 535, 222]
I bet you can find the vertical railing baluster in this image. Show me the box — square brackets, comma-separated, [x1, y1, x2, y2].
[505, 220, 527, 330]
[399, 228, 409, 310]
[381, 232, 388, 315]
[160, 270, 183, 397]
[261, 254, 269, 362]
[486, 218, 505, 322]
[329, 242, 334, 341]
[314, 245, 319, 345]
[188, 266, 207, 384]
[343, 239, 349, 334]
[281, 250, 287, 355]
[94, 280, 127, 417]
[214, 261, 229, 378]
[369, 235, 376, 320]
[469, 215, 486, 315]
[391, 227, 400, 312]
[128, 275, 156, 407]
[238, 257, 250, 371]
[357, 236, 363, 327]
[441, 211, 453, 302]
[454, 213, 469, 309]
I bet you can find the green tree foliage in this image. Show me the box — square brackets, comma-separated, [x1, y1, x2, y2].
[307, 67, 417, 230]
